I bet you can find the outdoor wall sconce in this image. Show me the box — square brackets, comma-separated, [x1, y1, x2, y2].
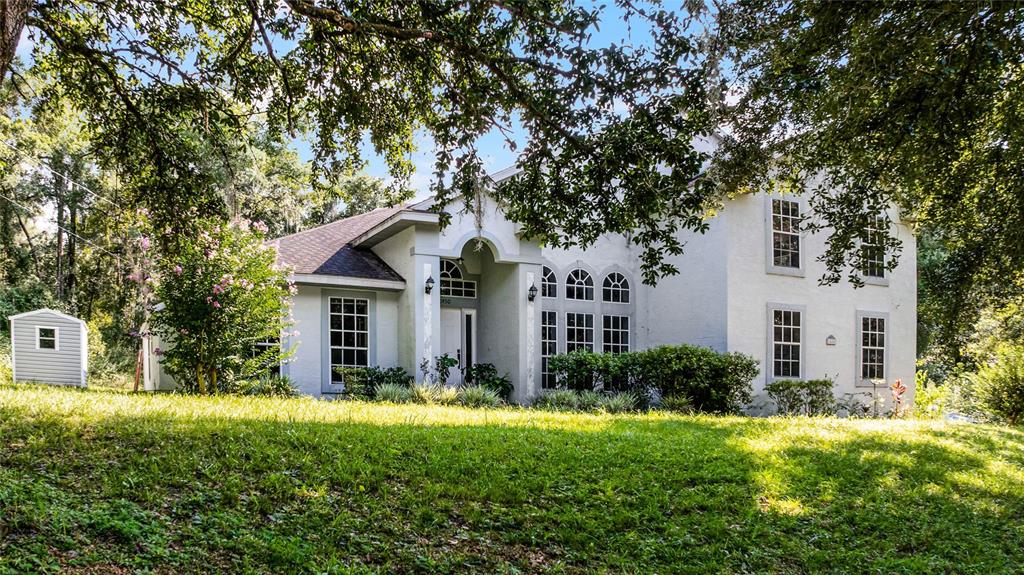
[825, 335, 837, 346]
[527, 284, 538, 301]
[425, 276, 435, 294]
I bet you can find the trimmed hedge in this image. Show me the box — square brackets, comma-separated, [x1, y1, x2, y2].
[546, 345, 759, 414]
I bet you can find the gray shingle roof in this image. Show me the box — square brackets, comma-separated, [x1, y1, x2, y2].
[269, 206, 406, 282]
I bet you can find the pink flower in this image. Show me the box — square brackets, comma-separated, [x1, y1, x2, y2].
[205, 296, 213, 304]
[212, 301, 222, 309]
[212, 284, 224, 295]
[174, 265, 183, 275]
[252, 221, 269, 234]
[153, 347, 164, 357]
[139, 236, 151, 251]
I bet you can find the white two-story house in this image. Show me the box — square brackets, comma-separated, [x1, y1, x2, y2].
[145, 168, 917, 407]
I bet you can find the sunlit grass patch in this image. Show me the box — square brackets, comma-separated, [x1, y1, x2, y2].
[1, 383, 1023, 574]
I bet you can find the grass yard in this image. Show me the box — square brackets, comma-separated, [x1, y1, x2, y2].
[1, 385, 1023, 574]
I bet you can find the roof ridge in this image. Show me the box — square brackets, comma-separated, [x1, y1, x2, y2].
[271, 204, 407, 244]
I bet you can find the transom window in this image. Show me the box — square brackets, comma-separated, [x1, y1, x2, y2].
[541, 311, 558, 389]
[861, 316, 886, 381]
[771, 309, 802, 378]
[566, 312, 594, 352]
[37, 327, 57, 350]
[772, 199, 801, 269]
[565, 269, 594, 301]
[602, 273, 630, 303]
[440, 259, 477, 298]
[602, 315, 630, 354]
[330, 297, 369, 381]
[861, 218, 887, 278]
[541, 266, 557, 298]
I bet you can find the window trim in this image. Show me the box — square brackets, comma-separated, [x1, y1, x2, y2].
[601, 272, 631, 304]
[601, 314, 630, 354]
[855, 310, 890, 387]
[320, 289, 377, 393]
[765, 195, 806, 277]
[541, 266, 557, 299]
[36, 326, 59, 351]
[766, 303, 806, 382]
[541, 310, 558, 389]
[565, 268, 595, 301]
[859, 217, 891, 287]
[565, 312, 595, 352]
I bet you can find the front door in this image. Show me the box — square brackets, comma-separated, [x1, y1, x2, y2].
[440, 308, 474, 386]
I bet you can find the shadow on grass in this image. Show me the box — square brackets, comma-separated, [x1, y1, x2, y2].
[1, 394, 1022, 574]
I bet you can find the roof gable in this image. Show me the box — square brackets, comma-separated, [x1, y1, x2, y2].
[8, 308, 85, 326]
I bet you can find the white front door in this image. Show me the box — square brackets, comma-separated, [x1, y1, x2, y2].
[440, 308, 475, 386]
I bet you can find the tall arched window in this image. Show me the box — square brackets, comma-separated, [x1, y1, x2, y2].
[541, 266, 557, 298]
[602, 272, 630, 303]
[565, 269, 594, 301]
[440, 260, 477, 298]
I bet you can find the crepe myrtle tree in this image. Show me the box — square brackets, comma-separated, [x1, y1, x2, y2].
[148, 217, 295, 394]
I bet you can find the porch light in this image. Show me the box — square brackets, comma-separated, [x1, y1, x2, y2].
[825, 335, 837, 346]
[425, 276, 435, 294]
[527, 283, 538, 301]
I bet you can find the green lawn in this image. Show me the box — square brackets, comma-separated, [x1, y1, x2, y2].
[1, 385, 1023, 574]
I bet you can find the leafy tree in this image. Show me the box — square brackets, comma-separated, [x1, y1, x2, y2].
[303, 174, 412, 227]
[2, 1, 717, 283]
[710, 1, 1024, 346]
[147, 218, 294, 394]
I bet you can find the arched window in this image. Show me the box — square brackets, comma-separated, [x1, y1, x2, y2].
[541, 266, 557, 298]
[565, 269, 594, 301]
[602, 272, 630, 303]
[440, 260, 477, 298]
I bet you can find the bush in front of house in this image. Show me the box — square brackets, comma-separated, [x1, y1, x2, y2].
[375, 382, 414, 403]
[533, 389, 638, 413]
[458, 385, 503, 408]
[545, 345, 759, 414]
[232, 375, 298, 397]
[974, 346, 1024, 425]
[334, 366, 412, 400]
[658, 394, 694, 414]
[765, 378, 836, 416]
[463, 363, 513, 400]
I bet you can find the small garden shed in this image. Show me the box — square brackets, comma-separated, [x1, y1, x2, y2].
[8, 308, 88, 387]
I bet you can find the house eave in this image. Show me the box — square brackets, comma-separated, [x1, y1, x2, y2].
[291, 273, 406, 291]
[352, 211, 440, 247]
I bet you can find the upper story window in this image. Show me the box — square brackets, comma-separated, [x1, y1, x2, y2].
[602, 272, 630, 303]
[565, 269, 594, 301]
[861, 218, 887, 279]
[37, 327, 57, 350]
[440, 259, 477, 298]
[771, 199, 801, 269]
[541, 266, 557, 298]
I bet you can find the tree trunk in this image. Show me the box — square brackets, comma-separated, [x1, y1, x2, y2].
[0, 0, 33, 82]
[54, 186, 64, 301]
[196, 364, 207, 395]
[66, 199, 77, 313]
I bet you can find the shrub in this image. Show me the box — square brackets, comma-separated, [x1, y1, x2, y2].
[638, 345, 758, 414]
[458, 385, 503, 408]
[546, 350, 602, 391]
[576, 389, 604, 411]
[334, 366, 411, 400]
[232, 375, 297, 397]
[600, 391, 638, 413]
[766, 378, 835, 416]
[975, 346, 1024, 425]
[534, 389, 579, 411]
[463, 363, 513, 400]
[375, 382, 414, 403]
[435, 385, 461, 406]
[659, 394, 693, 414]
[0, 333, 11, 385]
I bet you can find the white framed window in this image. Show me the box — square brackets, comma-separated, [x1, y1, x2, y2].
[541, 266, 557, 298]
[566, 312, 594, 352]
[541, 311, 558, 389]
[861, 218, 887, 279]
[602, 315, 630, 354]
[859, 314, 887, 383]
[771, 199, 801, 269]
[36, 326, 57, 350]
[770, 307, 802, 379]
[329, 297, 369, 381]
[565, 269, 594, 301]
[440, 259, 477, 298]
[602, 273, 630, 303]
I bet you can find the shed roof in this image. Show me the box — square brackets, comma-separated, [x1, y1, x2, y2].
[8, 308, 86, 326]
